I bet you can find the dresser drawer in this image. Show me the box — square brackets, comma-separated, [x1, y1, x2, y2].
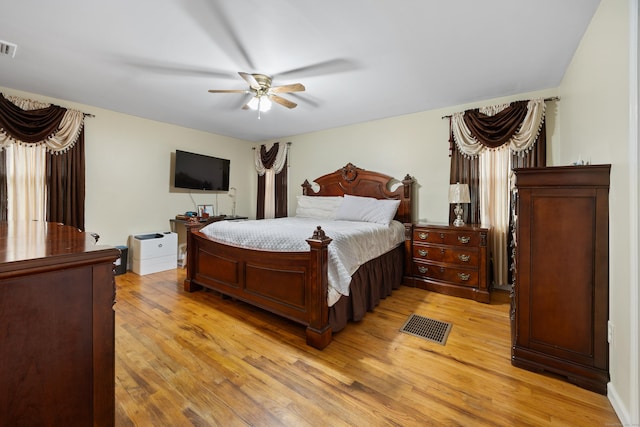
[412, 261, 479, 287]
[413, 228, 480, 247]
[413, 244, 479, 266]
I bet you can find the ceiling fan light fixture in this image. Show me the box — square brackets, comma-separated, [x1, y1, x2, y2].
[209, 71, 302, 114]
[247, 96, 260, 110]
[248, 95, 272, 113]
[259, 96, 272, 112]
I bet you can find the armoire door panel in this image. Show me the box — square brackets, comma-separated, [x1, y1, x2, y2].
[529, 193, 596, 356]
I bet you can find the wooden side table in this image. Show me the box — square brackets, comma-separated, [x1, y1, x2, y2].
[411, 223, 491, 303]
[170, 216, 249, 267]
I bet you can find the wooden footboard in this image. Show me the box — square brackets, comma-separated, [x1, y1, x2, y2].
[184, 225, 333, 349]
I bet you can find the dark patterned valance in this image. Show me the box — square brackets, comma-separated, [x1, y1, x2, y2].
[0, 93, 85, 154]
[450, 98, 546, 157]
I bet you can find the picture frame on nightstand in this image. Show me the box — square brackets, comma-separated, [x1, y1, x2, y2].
[197, 204, 214, 218]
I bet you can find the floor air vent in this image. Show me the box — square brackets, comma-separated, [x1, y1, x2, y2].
[400, 314, 452, 345]
[0, 41, 17, 58]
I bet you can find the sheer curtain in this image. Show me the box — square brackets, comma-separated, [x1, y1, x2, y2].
[479, 146, 511, 287]
[6, 144, 47, 221]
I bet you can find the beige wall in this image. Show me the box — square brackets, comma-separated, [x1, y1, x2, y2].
[555, 0, 637, 423]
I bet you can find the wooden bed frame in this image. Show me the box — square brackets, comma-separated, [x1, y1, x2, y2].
[184, 163, 414, 349]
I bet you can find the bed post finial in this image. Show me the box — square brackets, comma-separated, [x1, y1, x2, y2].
[301, 179, 312, 196]
[402, 174, 414, 199]
[309, 226, 331, 242]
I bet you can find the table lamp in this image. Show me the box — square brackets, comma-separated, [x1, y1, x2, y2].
[449, 183, 470, 227]
[228, 187, 237, 217]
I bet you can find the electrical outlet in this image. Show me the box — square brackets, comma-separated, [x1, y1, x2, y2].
[607, 321, 614, 345]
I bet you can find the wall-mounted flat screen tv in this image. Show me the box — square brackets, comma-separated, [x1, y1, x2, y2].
[174, 150, 230, 191]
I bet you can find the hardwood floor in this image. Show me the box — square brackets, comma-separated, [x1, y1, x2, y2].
[114, 269, 620, 426]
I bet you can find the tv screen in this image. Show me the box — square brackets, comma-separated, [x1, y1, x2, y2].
[174, 150, 230, 191]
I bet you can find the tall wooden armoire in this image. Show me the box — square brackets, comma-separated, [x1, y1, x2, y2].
[511, 165, 610, 394]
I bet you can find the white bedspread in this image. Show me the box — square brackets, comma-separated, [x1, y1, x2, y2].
[199, 217, 405, 306]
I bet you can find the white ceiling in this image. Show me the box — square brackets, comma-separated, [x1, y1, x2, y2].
[0, 0, 600, 142]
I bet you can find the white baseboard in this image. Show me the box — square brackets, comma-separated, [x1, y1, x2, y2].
[608, 382, 632, 425]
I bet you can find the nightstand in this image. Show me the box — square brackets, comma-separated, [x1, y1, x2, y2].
[411, 223, 490, 303]
[170, 215, 249, 266]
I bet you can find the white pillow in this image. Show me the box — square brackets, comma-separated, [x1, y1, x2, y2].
[295, 195, 344, 220]
[335, 194, 401, 225]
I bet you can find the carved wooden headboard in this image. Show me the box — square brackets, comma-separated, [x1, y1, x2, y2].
[301, 163, 414, 224]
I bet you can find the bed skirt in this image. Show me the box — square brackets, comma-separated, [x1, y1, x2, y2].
[329, 244, 404, 332]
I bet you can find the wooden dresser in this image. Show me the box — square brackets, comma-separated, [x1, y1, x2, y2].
[512, 165, 610, 394]
[0, 222, 119, 426]
[411, 223, 490, 303]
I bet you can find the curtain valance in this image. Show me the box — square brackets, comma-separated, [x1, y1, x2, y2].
[0, 93, 85, 154]
[451, 98, 546, 158]
[254, 142, 288, 175]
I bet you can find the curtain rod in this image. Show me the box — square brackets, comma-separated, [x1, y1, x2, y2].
[440, 96, 560, 119]
[83, 113, 95, 118]
[252, 141, 291, 149]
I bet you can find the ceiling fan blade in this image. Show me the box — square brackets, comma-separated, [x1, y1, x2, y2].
[236, 93, 254, 110]
[269, 83, 305, 94]
[286, 92, 320, 108]
[276, 58, 358, 78]
[208, 89, 251, 94]
[238, 72, 261, 90]
[182, 1, 255, 70]
[120, 57, 232, 79]
[270, 94, 297, 109]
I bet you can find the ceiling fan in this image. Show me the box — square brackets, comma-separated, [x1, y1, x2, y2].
[208, 72, 305, 116]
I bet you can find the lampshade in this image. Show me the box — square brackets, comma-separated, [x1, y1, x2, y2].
[448, 183, 470, 204]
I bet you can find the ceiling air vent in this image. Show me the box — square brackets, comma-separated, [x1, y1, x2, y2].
[0, 40, 17, 58]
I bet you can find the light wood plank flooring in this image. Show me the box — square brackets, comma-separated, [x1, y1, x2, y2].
[114, 269, 619, 426]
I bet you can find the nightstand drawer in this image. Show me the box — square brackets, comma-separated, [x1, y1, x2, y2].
[413, 245, 479, 266]
[413, 229, 480, 247]
[412, 261, 479, 287]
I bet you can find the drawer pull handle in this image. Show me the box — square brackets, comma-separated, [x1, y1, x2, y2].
[418, 232, 428, 240]
[458, 236, 471, 244]
[458, 254, 471, 262]
[418, 249, 428, 257]
[458, 273, 471, 281]
[418, 266, 428, 274]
